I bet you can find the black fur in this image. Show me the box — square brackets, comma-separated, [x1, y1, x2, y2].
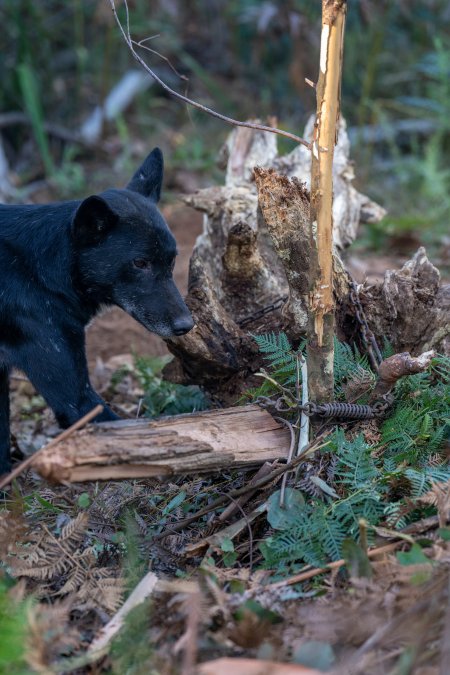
[0, 148, 193, 473]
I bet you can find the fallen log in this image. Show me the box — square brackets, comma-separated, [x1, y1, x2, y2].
[33, 405, 290, 483]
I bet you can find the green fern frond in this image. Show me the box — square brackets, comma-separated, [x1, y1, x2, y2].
[334, 433, 379, 489]
[333, 339, 373, 400]
[251, 332, 450, 574]
[252, 331, 292, 361]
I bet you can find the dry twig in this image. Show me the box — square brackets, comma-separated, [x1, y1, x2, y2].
[152, 433, 330, 540]
[108, 0, 310, 148]
[265, 542, 402, 590]
[0, 404, 103, 490]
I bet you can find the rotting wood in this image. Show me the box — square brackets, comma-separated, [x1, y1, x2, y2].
[355, 248, 449, 357]
[164, 115, 385, 402]
[253, 168, 311, 337]
[33, 405, 291, 483]
[0, 404, 103, 490]
[253, 167, 350, 340]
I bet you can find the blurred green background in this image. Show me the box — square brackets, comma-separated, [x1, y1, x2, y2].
[0, 0, 449, 265]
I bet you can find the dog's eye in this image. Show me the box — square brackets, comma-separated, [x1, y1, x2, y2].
[133, 258, 150, 270]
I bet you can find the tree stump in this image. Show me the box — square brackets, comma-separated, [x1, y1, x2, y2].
[165, 118, 386, 400]
[347, 248, 449, 357]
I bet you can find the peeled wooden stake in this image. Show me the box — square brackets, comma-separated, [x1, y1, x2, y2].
[307, 0, 347, 403]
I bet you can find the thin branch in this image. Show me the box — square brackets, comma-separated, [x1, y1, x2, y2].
[108, 0, 311, 149]
[0, 404, 103, 490]
[297, 353, 309, 456]
[132, 37, 189, 82]
[265, 541, 402, 590]
[152, 433, 331, 540]
[265, 509, 450, 590]
[278, 417, 297, 508]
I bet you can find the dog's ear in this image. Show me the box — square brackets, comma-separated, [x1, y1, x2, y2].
[126, 147, 163, 202]
[71, 196, 118, 245]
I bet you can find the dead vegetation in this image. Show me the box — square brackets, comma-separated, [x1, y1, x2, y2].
[1, 337, 449, 673]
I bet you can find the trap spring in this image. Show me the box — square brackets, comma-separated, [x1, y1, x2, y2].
[256, 395, 391, 419]
[303, 400, 388, 419]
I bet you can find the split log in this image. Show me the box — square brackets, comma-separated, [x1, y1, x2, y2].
[33, 405, 290, 483]
[165, 118, 385, 400]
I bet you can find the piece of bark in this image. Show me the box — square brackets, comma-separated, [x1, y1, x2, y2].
[253, 168, 311, 335]
[33, 405, 290, 483]
[253, 167, 350, 342]
[372, 350, 435, 399]
[165, 117, 385, 399]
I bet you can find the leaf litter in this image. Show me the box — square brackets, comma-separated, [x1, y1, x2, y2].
[0, 346, 449, 674]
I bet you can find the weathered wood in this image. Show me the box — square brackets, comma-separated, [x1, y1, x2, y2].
[33, 405, 290, 483]
[253, 168, 350, 343]
[253, 168, 311, 338]
[165, 118, 384, 399]
[346, 248, 449, 357]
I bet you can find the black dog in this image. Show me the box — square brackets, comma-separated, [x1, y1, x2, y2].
[0, 148, 194, 473]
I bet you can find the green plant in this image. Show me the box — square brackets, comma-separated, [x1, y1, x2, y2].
[134, 355, 209, 417]
[110, 602, 155, 675]
[247, 332, 374, 403]
[0, 579, 33, 674]
[250, 333, 450, 571]
[17, 63, 55, 176]
[50, 145, 86, 197]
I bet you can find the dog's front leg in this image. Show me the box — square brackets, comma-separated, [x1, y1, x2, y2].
[17, 330, 119, 431]
[0, 365, 11, 474]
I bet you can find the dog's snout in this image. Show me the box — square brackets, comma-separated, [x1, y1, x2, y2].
[172, 316, 194, 336]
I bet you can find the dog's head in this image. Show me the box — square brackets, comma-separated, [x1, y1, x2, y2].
[71, 148, 194, 338]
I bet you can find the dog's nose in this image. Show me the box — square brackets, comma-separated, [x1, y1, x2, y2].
[172, 316, 194, 336]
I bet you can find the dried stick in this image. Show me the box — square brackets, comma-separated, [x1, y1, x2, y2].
[0, 404, 103, 490]
[265, 508, 450, 590]
[174, 589, 202, 675]
[265, 541, 401, 590]
[297, 354, 309, 455]
[371, 349, 436, 399]
[108, 0, 310, 148]
[278, 417, 297, 508]
[152, 433, 331, 540]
